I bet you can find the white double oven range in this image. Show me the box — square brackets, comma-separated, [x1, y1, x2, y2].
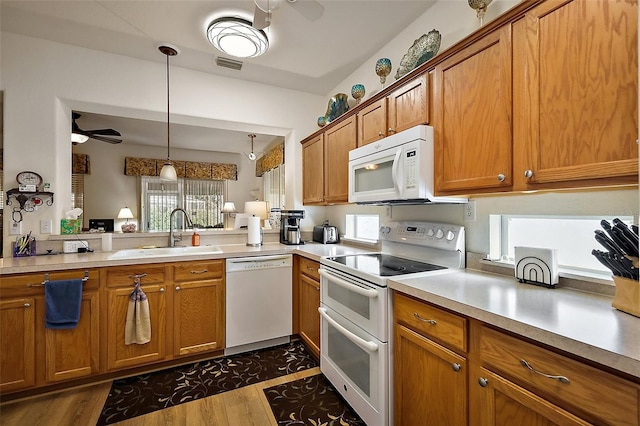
[318, 221, 465, 426]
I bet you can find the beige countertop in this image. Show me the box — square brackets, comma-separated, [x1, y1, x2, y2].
[389, 269, 640, 379]
[0, 242, 373, 274]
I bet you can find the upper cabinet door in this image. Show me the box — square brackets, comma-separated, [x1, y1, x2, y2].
[324, 116, 356, 204]
[357, 98, 387, 147]
[433, 26, 513, 194]
[513, 0, 638, 190]
[302, 134, 325, 205]
[388, 74, 429, 135]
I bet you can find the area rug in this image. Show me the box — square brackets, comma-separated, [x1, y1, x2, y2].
[97, 341, 317, 425]
[264, 374, 366, 426]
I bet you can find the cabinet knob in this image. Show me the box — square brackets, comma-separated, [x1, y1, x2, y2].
[452, 363, 461, 372]
[497, 174, 506, 182]
[175, 286, 181, 291]
[524, 169, 534, 178]
[478, 377, 489, 387]
[378, 131, 384, 137]
[23, 303, 31, 308]
[159, 287, 165, 292]
[388, 128, 396, 134]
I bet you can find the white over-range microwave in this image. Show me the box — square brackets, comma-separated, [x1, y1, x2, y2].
[348, 125, 467, 205]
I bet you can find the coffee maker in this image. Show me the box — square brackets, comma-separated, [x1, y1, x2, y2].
[280, 210, 305, 245]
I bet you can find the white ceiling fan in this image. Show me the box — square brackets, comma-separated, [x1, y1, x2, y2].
[253, 0, 324, 30]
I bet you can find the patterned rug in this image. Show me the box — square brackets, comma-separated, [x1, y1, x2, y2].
[97, 341, 317, 425]
[264, 374, 366, 425]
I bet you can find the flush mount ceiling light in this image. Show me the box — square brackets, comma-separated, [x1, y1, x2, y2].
[206, 17, 269, 58]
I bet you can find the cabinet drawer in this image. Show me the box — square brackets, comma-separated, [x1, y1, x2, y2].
[174, 261, 223, 282]
[480, 326, 640, 426]
[106, 265, 166, 287]
[299, 257, 320, 281]
[393, 292, 466, 352]
[1, 270, 100, 295]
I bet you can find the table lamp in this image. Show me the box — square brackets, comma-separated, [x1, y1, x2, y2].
[244, 201, 270, 228]
[118, 207, 136, 233]
[221, 201, 237, 229]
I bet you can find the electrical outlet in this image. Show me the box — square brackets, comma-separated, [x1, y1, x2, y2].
[10, 221, 22, 235]
[386, 206, 393, 219]
[464, 200, 476, 222]
[40, 219, 52, 234]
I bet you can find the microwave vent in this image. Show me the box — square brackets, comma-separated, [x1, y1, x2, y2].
[216, 57, 243, 70]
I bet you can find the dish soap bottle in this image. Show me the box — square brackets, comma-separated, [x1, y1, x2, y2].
[191, 229, 200, 246]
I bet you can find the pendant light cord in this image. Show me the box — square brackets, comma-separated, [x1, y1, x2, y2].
[166, 52, 171, 161]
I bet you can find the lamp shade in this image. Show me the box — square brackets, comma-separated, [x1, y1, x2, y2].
[222, 202, 237, 213]
[244, 201, 269, 220]
[117, 207, 134, 220]
[206, 17, 269, 58]
[71, 132, 89, 143]
[159, 162, 178, 181]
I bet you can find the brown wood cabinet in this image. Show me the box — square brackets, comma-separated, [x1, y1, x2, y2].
[357, 74, 429, 147]
[172, 261, 225, 356]
[324, 116, 356, 204]
[302, 133, 325, 205]
[512, 0, 638, 191]
[393, 292, 468, 425]
[433, 26, 513, 194]
[297, 256, 320, 357]
[393, 290, 640, 426]
[0, 269, 100, 393]
[105, 265, 167, 371]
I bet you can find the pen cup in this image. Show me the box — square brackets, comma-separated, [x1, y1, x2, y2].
[13, 239, 36, 257]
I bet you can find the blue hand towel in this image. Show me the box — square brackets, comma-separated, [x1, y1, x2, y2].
[45, 279, 83, 329]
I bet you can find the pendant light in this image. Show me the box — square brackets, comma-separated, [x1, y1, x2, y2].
[159, 44, 180, 181]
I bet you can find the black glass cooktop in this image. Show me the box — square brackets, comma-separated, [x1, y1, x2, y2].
[325, 254, 446, 277]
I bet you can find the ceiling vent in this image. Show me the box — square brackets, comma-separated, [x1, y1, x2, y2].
[216, 57, 243, 71]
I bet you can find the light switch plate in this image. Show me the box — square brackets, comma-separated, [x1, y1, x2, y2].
[10, 221, 22, 235]
[40, 219, 52, 234]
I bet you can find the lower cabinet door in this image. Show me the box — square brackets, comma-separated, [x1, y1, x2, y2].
[173, 279, 224, 356]
[107, 285, 166, 370]
[394, 324, 467, 426]
[0, 298, 35, 392]
[298, 274, 320, 357]
[45, 291, 100, 382]
[470, 367, 591, 426]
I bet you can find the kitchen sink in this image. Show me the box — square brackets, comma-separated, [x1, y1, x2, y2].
[107, 245, 223, 259]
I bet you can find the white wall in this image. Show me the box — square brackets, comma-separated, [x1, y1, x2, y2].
[1, 32, 325, 254]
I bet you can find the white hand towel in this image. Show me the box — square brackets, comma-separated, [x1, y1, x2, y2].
[125, 282, 151, 345]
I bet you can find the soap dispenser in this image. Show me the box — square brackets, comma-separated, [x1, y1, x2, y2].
[191, 229, 200, 246]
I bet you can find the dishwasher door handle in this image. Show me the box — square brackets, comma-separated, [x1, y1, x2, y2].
[318, 307, 379, 353]
[227, 255, 291, 265]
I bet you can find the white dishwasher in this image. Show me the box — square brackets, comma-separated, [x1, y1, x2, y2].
[225, 254, 293, 355]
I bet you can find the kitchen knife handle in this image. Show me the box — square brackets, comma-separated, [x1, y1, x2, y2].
[594, 230, 624, 254]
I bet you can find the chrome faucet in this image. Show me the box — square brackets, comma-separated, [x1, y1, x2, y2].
[169, 208, 194, 247]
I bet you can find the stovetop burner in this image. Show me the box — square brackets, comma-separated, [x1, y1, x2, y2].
[325, 253, 446, 277]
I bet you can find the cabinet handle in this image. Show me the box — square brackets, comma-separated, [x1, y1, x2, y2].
[524, 169, 534, 178]
[307, 266, 317, 273]
[413, 312, 437, 325]
[520, 359, 570, 384]
[497, 173, 506, 182]
[23, 303, 31, 308]
[190, 269, 208, 274]
[388, 128, 396, 134]
[478, 377, 489, 387]
[175, 286, 181, 291]
[159, 288, 165, 292]
[452, 363, 461, 372]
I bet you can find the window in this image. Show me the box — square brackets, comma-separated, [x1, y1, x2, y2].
[489, 215, 634, 277]
[141, 176, 224, 231]
[71, 173, 84, 211]
[263, 164, 285, 210]
[345, 214, 379, 242]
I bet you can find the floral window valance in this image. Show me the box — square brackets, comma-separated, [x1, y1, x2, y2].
[124, 157, 237, 180]
[256, 142, 284, 177]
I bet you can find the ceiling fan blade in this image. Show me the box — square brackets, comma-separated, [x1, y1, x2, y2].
[89, 134, 122, 144]
[253, 5, 271, 29]
[86, 128, 122, 136]
[289, 0, 324, 21]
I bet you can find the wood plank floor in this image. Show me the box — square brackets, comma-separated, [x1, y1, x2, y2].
[0, 367, 321, 425]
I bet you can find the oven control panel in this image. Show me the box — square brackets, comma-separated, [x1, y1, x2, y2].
[379, 221, 465, 251]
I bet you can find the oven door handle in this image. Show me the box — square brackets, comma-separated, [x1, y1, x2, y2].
[318, 307, 379, 353]
[318, 269, 379, 298]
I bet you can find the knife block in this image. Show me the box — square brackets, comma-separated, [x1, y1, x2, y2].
[612, 257, 639, 318]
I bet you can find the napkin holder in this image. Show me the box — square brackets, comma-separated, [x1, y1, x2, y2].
[515, 246, 559, 288]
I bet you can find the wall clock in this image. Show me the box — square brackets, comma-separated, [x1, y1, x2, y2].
[16, 171, 43, 187]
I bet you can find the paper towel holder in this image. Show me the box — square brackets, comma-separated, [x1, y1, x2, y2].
[244, 201, 269, 247]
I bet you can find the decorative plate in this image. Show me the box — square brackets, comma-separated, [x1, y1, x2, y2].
[395, 29, 441, 80]
[324, 93, 349, 123]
